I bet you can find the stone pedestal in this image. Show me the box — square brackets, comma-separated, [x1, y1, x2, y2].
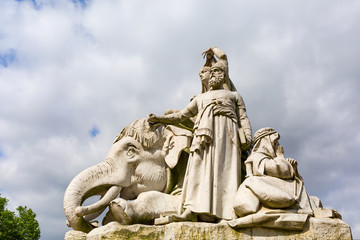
[65, 217, 352, 240]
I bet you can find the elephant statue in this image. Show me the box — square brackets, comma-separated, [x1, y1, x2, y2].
[64, 118, 193, 233]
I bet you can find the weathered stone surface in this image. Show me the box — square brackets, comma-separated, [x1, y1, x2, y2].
[313, 208, 342, 219]
[87, 222, 164, 240]
[65, 217, 352, 240]
[65, 230, 87, 240]
[308, 217, 351, 239]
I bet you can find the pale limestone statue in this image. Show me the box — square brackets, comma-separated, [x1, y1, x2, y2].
[64, 47, 352, 240]
[148, 56, 252, 222]
[64, 119, 192, 232]
[229, 127, 323, 229]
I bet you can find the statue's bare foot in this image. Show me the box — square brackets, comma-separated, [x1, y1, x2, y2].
[110, 199, 133, 225]
[172, 209, 197, 222]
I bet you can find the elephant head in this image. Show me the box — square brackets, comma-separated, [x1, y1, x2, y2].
[64, 118, 192, 232]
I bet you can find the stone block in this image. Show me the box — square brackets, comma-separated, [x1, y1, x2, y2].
[65, 230, 87, 240]
[65, 217, 353, 240]
[313, 208, 342, 219]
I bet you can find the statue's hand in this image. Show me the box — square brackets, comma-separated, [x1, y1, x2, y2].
[148, 113, 159, 123]
[202, 48, 214, 59]
[286, 158, 297, 167]
[242, 135, 252, 151]
[286, 158, 303, 180]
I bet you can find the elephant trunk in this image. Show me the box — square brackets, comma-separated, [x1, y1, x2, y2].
[64, 157, 125, 233]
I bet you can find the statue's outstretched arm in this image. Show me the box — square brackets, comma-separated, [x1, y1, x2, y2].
[148, 99, 198, 125]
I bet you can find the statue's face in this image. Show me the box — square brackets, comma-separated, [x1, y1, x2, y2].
[270, 133, 280, 148]
[199, 68, 210, 82]
[209, 67, 225, 89]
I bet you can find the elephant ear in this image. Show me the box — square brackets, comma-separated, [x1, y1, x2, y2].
[163, 125, 193, 169]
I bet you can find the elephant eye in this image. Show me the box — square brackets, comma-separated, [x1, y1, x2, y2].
[127, 145, 137, 157]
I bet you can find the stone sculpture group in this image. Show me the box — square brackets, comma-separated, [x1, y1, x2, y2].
[64, 47, 350, 239]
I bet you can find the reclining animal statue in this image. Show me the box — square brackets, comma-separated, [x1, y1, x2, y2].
[64, 118, 192, 233]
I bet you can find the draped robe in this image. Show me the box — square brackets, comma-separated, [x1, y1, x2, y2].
[163, 89, 251, 220]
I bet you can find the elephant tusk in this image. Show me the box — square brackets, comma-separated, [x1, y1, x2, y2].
[83, 191, 107, 222]
[76, 185, 122, 217]
[83, 206, 106, 222]
[82, 189, 117, 222]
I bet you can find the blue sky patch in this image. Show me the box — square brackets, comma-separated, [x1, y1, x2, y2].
[89, 126, 99, 137]
[15, 0, 41, 10]
[0, 49, 17, 68]
[72, 0, 87, 8]
[0, 150, 4, 158]
[15, 0, 87, 10]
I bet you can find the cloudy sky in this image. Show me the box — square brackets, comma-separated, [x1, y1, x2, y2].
[1, 0, 359, 239]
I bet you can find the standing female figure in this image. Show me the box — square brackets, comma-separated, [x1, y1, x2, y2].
[149, 55, 252, 221]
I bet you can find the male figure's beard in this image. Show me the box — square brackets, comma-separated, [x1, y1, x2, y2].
[209, 77, 223, 89]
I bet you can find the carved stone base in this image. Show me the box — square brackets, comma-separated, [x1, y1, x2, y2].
[65, 217, 352, 240]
